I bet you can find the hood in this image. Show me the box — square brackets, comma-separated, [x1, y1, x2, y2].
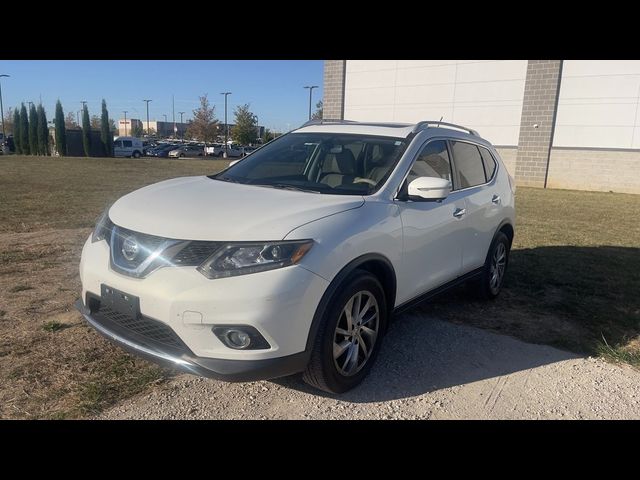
[108, 176, 364, 241]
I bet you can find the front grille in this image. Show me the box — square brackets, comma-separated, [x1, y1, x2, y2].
[173, 241, 220, 265]
[97, 304, 186, 350]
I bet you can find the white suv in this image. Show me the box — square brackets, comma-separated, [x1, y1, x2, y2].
[77, 120, 515, 393]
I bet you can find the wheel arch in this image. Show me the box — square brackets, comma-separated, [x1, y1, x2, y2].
[497, 219, 514, 247]
[304, 253, 397, 352]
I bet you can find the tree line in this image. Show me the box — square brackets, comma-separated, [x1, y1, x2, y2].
[10, 99, 113, 157]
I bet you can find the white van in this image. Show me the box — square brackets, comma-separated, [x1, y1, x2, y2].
[113, 136, 144, 158]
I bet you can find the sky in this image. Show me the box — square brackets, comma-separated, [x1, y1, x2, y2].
[0, 60, 324, 132]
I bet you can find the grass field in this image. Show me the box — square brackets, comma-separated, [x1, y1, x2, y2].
[1, 155, 639, 418]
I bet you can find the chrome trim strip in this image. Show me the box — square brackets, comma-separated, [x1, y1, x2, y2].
[79, 308, 195, 367]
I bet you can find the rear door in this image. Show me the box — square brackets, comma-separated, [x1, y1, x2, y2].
[449, 140, 501, 273]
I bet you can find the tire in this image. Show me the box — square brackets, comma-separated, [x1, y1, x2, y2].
[132, 151, 141, 159]
[472, 231, 510, 300]
[303, 270, 387, 393]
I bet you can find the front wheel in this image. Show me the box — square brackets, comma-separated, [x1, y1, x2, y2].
[303, 270, 387, 393]
[132, 151, 141, 158]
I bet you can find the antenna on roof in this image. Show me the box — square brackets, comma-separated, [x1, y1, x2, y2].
[437, 116, 443, 127]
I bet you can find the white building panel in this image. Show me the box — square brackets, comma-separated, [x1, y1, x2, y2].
[553, 60, 640, 148]
[343, 60, 528, 146]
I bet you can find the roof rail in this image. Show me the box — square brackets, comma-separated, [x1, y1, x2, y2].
[412, 121, 479, 136]
[300, 119, 360, 128]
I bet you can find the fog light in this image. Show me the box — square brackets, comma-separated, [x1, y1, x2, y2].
[212, 325, 271, 350]
[227, 329, 251, 349]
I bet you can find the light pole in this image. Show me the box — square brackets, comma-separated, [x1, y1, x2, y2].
[178, 112, 185, 142]
[143, 99, 152, 136]
[123, 111, 128, 136]
[220, 92, 232, 157]
[0, 74, 9, 143]
[303, 85, 318, 120]
[254, 114, 260, 144]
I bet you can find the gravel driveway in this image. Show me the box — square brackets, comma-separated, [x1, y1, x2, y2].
[99, 313, 640, 419]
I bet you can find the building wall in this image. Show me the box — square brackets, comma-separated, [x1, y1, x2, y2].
[495, 147, 518, 176]
[324, 60, 640, 194]
[547, 148, 640, 194]
[514, 60, 563, 187]
[553, 61, 640, 149]
[342, 60, 528, 146]
[324, 60, 346, 119]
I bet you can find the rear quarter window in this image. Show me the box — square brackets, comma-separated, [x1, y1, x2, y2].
[478, 146, 497, 181]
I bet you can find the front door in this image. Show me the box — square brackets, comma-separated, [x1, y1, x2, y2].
[396, 139, 466, 304]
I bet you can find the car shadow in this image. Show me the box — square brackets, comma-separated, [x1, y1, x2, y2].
[273, 314, 578, 402]
[274, 245, 640, 402]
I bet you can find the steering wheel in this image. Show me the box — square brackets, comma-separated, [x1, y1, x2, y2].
[353, 177, 377, 186]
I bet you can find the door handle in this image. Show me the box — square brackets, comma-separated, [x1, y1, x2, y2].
[453, 208, 466, 218]
[492, 194, 501, 204]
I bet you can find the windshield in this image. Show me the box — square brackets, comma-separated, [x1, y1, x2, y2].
[211, 132, 409, 195]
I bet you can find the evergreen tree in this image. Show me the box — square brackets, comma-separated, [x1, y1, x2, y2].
[13, 108, 21, 154]
[54, 100, 66, 156]
[37, 104, 49, 156]
[100, 99, 112, 157]
[28, 103, 38, 155]
[20, 103, 30, 155]
[81, 104, 91, 156]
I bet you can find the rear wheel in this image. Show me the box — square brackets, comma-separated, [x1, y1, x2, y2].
[303, 270, 387, 393]
[472, 231, 510, 300]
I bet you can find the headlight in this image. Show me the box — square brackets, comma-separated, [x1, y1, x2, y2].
[91, 207, 113, 243]
[197, 240, 313, 279]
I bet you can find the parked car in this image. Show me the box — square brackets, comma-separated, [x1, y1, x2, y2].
[113, 136, 144, 158]
[242, 146, 257, 156]
[168, 145, 205, 158]
[77, 120, 514, 393]
[147, 144, 178, 157]
[205, 143, 224, 156]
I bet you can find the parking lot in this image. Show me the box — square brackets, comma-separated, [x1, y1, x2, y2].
[1, 155, 639, 419]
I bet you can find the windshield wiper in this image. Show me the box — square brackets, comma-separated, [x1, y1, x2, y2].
[252, 183, 321, 194]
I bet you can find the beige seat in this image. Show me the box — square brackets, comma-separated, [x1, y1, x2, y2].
[319, 150, 357, 187]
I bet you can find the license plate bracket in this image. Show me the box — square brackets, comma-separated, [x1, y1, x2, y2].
[100, 284, 140, 317]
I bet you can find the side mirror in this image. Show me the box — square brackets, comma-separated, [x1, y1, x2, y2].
[407, 177, 451, 201]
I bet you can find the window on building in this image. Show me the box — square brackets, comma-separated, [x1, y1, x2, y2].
[451, 141, 486, 188]
[407, 140, 453, 188]
[478, 146, 497, 181]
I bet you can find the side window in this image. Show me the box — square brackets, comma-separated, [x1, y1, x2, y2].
[407, 140, 453, 188]
[451, 141, 486, 189]
[123, 140, 133, 148]
[478, 146, 497, 181]
[113, 141, 122, 148]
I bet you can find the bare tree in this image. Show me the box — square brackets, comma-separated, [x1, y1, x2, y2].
[90, 115, 101, 129]
[65, 111, 77, 129]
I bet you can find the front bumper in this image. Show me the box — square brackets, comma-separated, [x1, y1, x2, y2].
[75, 299, 309, 381]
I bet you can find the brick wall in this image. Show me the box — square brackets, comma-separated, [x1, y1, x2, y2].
[547, 148, 640, 194]
[515, 60, 563, 187]
[495, 147, 518, 176]
[323, 60, 345, 120]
